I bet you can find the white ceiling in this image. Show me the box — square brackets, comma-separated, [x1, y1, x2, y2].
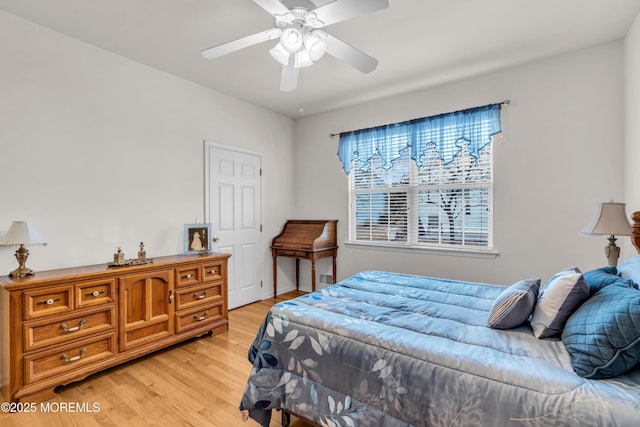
[1, 0, 639, 118]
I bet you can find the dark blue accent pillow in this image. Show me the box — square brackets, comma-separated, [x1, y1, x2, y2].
[487, 279, 540, 329]
[562, 282, 640, 379]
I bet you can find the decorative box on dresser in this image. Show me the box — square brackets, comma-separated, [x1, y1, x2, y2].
[0, 253, 230, 403]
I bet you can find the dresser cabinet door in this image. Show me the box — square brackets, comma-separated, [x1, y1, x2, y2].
[118, 269, 174, 351]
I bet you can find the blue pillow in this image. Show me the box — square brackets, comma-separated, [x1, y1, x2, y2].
[618, 254, 640, 287]
[487, 279, 540, 329]
[562, 282, 640, 379]
[583, 266, 619, 295]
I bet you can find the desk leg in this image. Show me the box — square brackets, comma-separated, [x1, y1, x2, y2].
[295, 259, 300, 291]
[273, 255, 277, 298]
[332, 256, 337, 284]
[311, 259, 317, 292]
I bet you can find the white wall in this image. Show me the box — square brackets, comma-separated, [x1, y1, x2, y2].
[0, 10, 296, 297]
[294, 41, 627, 289]
[625, 13, 640, 234]
[1, 9, 637, 294]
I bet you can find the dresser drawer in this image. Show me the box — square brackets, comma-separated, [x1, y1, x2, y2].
[75, 279, 116, 308]
[202, 261, 224, 282]
[175, 266, 202, 287]
[23, 286, 74, 320]
[175, 282, 223, 311]
[175, 301, 224, 334]
[23, 332, 117, 385]
[23, 304, 116, 352]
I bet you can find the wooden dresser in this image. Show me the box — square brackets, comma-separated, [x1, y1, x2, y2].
[0, 253, 230, 403]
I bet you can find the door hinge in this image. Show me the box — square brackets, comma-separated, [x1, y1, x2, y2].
[260, 224, 263, 232]
[260, 280, 263, 288]
[260, 168, 262, 176]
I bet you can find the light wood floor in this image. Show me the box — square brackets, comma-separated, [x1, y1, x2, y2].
[0, 291, 314, 427]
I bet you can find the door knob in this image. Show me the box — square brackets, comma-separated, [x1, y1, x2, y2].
[213, 237, 220, 242]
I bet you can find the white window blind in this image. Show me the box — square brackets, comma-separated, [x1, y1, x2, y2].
[349, 143, 493, 248]
[344, 104, 501, 250]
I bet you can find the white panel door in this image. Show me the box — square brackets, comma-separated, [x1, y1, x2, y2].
[205, 142, 263, 309]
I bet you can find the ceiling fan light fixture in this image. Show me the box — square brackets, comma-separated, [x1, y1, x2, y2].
[305, 30, 327, 62]
[294, 48, 313, 68]
[280, 27, 303, 53]
[202, 0, 389, 92]
[269, 42, 290, 65]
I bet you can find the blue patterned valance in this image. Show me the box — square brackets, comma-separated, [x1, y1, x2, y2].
[337, 103, 503, 174]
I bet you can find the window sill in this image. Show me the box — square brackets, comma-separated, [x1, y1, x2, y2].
[344, 241, 500, 259]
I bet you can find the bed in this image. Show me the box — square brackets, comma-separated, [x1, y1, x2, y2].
[239, 212, 640, 426]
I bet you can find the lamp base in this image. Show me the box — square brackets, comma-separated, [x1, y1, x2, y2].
[8, 266, 35, 278]
[8, 245, 36, 278]
[605, 235, 620, 267]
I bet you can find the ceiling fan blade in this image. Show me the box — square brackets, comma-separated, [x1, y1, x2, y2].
[325, 34, 378, 74]
[253, 0, 294, 19]
[280, 65, 299, 92]
[309, 0, 389, 27]
[201, 29, 281, 59]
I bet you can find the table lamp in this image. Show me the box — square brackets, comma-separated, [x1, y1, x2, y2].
[581, 202, 631, 266]
[0, 221, 47, 277]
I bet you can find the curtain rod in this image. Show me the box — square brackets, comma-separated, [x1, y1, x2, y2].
[328, 99, 510, 138]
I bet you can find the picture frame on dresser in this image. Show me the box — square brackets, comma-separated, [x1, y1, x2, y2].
[184, 223, 212, 254]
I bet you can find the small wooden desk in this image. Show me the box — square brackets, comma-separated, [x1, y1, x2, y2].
[271, 220, 338, 295]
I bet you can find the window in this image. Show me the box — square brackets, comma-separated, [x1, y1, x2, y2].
[338, 104, 503, 251]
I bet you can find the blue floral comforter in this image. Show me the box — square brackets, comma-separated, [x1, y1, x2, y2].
[239, 271, 640, 426]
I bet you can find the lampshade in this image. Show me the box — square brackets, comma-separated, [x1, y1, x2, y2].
[0, 221, 47, 247]
[581, 202, 632, 237]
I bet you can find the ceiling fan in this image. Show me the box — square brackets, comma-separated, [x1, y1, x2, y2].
[201, 0, 389, 92]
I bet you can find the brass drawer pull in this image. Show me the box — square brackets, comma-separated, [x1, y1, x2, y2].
[60, 348, 86, 363]
[194, 310, 209, 321]
[37, 298, 61, 306]
[60, 319, 86, 333]
[182, 273, 194, 279]
[209, 269, 217, 275]
[84, 290, 105, 297]
[193, 290, 208, 300]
